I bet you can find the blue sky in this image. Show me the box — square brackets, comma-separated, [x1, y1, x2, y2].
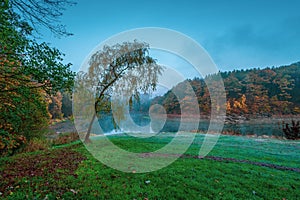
[43, 0, 300, 76]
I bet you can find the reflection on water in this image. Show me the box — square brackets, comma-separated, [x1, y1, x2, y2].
[97, 114, 293, 136]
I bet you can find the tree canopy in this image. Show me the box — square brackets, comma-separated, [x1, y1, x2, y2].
[154, 62, 300, 117]
[0, 0, 75, 155]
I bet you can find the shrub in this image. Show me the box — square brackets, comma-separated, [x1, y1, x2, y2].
[282, 120, 300, 140]
[0, 130, 27, 156]
[21, 138, 50, 153]
[51, 132, 79, 146]
[0, 86, 49, 155]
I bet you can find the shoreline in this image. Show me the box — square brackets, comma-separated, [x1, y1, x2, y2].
[49, 115, 300, 139]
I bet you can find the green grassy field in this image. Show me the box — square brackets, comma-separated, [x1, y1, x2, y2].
[0, 133, 299, 199]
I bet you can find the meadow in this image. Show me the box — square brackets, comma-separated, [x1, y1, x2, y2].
[0, 133, 299, 199]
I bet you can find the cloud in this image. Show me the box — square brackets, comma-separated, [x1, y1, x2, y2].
[203, 16, 300, 70]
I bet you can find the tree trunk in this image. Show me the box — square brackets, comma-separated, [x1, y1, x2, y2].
[84, 113, 96, 143]
[84, 75, 119, 143]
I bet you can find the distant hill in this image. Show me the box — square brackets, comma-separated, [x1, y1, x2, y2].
[152, 62, 300, 116]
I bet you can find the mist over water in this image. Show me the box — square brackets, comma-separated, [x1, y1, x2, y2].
[96, 113, 285, 136]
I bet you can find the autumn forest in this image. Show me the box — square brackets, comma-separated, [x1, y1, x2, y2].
[152, 62, 300, 117]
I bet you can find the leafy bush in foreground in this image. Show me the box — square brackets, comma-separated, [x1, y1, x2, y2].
[0, 130, 26, 156]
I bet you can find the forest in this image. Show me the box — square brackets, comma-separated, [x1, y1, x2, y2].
[152, 62, 300, 117]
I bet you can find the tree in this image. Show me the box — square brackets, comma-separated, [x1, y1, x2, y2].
[48, 91, 63, 119]
[75, 41, 163, 143]
[244, 70, 270, 115]
[61, 92, 73, 117]
[162, 91, 180, 114]
[0, 1, 75, 94]
[232, 94, 248, 114]
[9, 0, 76, 37]
[272, 74, 294, 114]
[0, 1, 75, 154]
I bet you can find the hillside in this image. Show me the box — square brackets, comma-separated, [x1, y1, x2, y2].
[152, 62, 300, 116]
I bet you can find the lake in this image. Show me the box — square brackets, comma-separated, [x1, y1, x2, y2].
[97, 114, 299, 136]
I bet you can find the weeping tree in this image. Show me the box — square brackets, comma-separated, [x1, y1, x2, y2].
[76, 41, 164, 143]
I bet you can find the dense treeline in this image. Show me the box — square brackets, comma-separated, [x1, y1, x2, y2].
[0, 1, 74, 155]
[153, 62, 300, 116]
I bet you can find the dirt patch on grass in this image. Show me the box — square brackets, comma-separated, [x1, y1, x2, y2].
[49, 119, 77, 134]
[0, 146, 86, 197]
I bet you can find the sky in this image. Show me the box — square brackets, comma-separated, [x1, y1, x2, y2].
[42, 0, 300, 78]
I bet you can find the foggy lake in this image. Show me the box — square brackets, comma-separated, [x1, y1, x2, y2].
[97, 114, 295, 136]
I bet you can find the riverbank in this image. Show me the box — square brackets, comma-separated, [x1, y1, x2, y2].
[50, 114, 300, 139]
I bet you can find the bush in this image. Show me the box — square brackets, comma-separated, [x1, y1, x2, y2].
[0, 130, 27, 156]
[21, 138, 50, 153]
[51, 132, 79, 146]
[0, 86, 49, 155]
[282, 120, 300, 140]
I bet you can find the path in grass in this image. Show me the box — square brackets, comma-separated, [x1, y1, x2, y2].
[139, 152, 300, 172]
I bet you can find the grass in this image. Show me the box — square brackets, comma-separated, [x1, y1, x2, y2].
[0, 133, 299, 199]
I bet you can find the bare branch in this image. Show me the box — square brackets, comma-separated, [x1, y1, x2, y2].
[10, 0, 76, 37]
